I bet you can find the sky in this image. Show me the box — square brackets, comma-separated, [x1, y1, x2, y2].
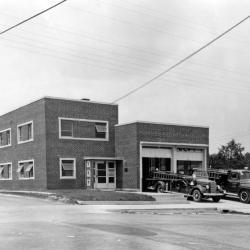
[0, 0, 249, 153]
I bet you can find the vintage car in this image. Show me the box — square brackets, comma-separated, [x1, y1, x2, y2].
[209, 169, 250, 203]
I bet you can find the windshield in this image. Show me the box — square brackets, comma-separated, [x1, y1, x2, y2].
[194, 171, 208, 178]
[241, 172, 250, 180]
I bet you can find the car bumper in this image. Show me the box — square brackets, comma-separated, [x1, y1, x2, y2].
[185, 193, 225, 198]
[203, 193, 225, 198]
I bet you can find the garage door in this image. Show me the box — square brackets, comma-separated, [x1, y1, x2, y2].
[141, 147, 172, 158]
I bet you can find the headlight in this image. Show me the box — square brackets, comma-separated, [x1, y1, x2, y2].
[205, 185, 209, 190]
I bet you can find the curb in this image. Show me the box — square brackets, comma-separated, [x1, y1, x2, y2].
[217, 208, 250, 215]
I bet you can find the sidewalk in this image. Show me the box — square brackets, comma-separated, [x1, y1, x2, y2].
[0, 190, 250, 215]
[77, 199, 250, 215]
[75, 192, 250, 215]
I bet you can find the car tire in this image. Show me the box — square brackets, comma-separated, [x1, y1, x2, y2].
[156, 183, 165, 193]
[239, 190, 250, 203]
[192, 189, 202, 202]
[212, 197, 221, 202]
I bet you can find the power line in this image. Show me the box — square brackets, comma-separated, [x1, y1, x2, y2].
[3, 32, 250, 97]
[96, 0, 250, 45]
[112, 16, 250, 103]
[2, 11, 250, 79]
[0, 0, 67, 35]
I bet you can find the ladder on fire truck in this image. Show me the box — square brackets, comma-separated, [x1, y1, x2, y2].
[207, 169, 228, 181]
[147, 171, 188, 181]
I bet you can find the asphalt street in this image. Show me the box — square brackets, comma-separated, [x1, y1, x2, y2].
[0, 194, 250, 250]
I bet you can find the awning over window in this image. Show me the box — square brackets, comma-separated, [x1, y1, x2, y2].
[62, 163, 73, 171]
[17, 165, 24, 173]
[25, 163, 33, 172]
[95, 124, 107, 133]
[0, 166, 4, 174]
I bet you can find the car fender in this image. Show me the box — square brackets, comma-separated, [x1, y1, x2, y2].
[189, 185, 205, 195]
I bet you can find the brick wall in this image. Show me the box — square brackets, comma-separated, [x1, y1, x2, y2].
[45, 98, 118, 189]
[115, 123, 139, 189]
[115, 122, 209, 189]
[137, 123, 209, 145]
[0, 99, 47, 190]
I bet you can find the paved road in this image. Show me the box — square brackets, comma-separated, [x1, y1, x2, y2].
[0, 194, 250, 250]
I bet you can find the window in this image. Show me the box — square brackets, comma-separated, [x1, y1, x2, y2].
[60, 158, 76, 179]
[177, 161, 202, 175]
[59, 118, 108, 141]
[0, 128, 11, 148]
[95, 123, 108, 138]
[241, 172, 250, 179]
[17, 121, 33, 144]
[0, 163, 12, 180]
[61, 119, 73, 137]
[177, 148, 203, 153]
[231, 172, 239, 179]
[17, 160, 34, 179]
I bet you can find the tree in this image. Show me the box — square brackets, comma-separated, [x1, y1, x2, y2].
[210, 139, 247, 169]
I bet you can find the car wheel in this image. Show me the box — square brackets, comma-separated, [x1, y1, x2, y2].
[239, 190, 250, 203]
[156, 183, 165, 193]
[192, 189, 202, 202]
[212, 197, 220, 202]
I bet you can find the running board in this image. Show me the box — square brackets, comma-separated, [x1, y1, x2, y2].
[225, 192, 238, 197]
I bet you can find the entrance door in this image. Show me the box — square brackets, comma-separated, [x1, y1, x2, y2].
[94, 161, 116, 189]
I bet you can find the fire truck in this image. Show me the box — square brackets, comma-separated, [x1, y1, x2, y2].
[146, 170, 224, 202]
[208, 169, 250, 203]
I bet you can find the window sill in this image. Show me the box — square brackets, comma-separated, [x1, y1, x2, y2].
[59, 136, 109, 141]
[18, 177, 35, 180]
[60, 177, 76, 180]
[17, 139, 34, 145]
[0, 144, 11, 149]
[0, 178, 12, 181]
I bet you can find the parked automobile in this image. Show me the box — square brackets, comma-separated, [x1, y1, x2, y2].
[208, 169, 250, 203]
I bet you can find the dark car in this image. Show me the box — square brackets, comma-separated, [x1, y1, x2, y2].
[209, 169, 250, 203]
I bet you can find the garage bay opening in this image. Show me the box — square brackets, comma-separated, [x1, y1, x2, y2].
[142, 157, 171, 191]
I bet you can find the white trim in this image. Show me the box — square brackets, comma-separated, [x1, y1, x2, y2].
[0, 162, 12, 180]
[94, 161, 116, 189]
[17, 120, 34, 144]
[58, 117, 109, 141]
[59, 158, 76, 179]
[44, 96, 118, 106]
[83, 156, 123, 160]
[0, 128, 11, 148]
[139, 143, 143, 192]
[204, 148, 207, 171]
[18, 159, 35, 180]
[141, 141, 209, 148]
[115, 120, 209, 129]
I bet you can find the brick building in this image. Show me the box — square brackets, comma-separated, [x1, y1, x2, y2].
[0, 97, 209, 191]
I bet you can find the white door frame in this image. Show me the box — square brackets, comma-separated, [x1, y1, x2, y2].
[94, 161, 116, 189]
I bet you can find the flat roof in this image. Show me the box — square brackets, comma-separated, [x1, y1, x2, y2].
[0, 96, 117, 118]
[43, 96, 118, 106]
[115, 120, 209, 129]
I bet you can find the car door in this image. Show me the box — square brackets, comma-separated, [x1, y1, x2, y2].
[227, 172, 240, 193]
